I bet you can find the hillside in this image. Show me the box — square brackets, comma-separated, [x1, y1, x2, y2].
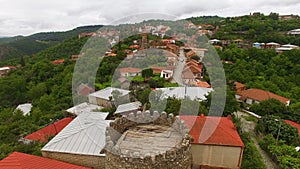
[0, 25, 102, 61]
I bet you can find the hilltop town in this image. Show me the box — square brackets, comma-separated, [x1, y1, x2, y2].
[0, 13, 299, 169]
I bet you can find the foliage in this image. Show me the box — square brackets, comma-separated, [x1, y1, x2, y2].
[249, 99, 287, 116]
[259, 135, 300, 169]
[141, 68, 153, 79]
[239, 133, 267, 169]
[256, 115, 299, 145]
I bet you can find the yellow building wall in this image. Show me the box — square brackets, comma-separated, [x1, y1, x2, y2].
[191, 144, 243, 169]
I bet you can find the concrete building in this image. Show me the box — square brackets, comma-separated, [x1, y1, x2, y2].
[88, 87, 130, 108]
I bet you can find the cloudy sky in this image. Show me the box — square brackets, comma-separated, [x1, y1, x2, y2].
[0, 0, 300, 36]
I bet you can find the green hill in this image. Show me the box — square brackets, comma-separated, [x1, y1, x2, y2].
[0, 25, 102, 61]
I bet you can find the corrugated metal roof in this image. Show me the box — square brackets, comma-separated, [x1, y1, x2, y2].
[114, 101, 142, 115]
[15, 103, 32, 115]
[156, 87, 213, 101]
[42, 112, 110, 156]
[0, 152, 90, 169]
[66, 102, 103, 116]
[89, 87, 130, 100]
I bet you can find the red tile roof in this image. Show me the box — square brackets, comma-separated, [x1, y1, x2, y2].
[284, 120, 300, 134]
[236, 88, 289, 105]
[118, 67, 142, 73]
[52, 59, 65, 65]
[180, 115, 244, 147]
[24, 118, 73, 142]
[0, 152, 90, 169]
[192, 81, 211, 88]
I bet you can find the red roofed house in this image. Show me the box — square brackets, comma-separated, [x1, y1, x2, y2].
[0, 152, 90, 169]
[284, 120, 300, 134]
[234, 82, 246, 92]
[236, 88, 290, 106]
[23, 118, 73, 143]
[118, 67, 142, 77]
[77, 83, 95, 96]
[52, 59, 65, 65]
[181, 115, 244, 169]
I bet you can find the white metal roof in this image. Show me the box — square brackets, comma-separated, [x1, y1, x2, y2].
[156, 87, 213, 101]
[42, 112, 110, 156]
[89, 87, 130, 101]
[66, 102, 103, 116]
[114, 101, 142, 115]
[0, 67, 10, 71]
[16, 103, 32, 116]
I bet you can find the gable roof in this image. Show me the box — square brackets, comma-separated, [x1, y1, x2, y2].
[118, 67, 142, 73]
[114, 101, 142, 115]
[236, 88, 289, 105]
[284, 120, 300, 134]
[66, 102, 102, 116]
[180, 115, 244, 147]
[0, 152, 90, 169]
[156, 87, 213, 101]
[77, 83, 95, 96]
[89, 87, 130, 101]
[42, 112, 109, 156]
[192, 81, 211, 88]
[24, 118, 73, 142]
[234, 82, 245, 90]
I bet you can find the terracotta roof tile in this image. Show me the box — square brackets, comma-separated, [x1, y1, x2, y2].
[24, 118, 73, 142]
[180, 115, 244, 147]
[236, 88, 289, 105]
[0, 152, 90, 169]
[118, 67, 141, 73]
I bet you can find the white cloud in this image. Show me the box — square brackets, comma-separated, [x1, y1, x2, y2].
[0, 0, 299, 36]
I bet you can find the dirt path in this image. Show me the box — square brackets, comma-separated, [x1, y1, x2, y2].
[235, 111, 278, 169]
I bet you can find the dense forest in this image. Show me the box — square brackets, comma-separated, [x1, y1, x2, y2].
[0, 25, 102, 61]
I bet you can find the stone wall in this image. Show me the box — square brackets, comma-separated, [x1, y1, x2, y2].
[42, 151, 105, 169]
[105, 111, 193, 169]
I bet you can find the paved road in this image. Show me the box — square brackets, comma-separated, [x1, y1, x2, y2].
[172, 47, 186, 86]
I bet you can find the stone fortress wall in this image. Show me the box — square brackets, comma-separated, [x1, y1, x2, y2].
[104, 111, 193, 169]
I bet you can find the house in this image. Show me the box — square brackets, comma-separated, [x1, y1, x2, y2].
[182, 68, 196, 84]
[156, 87, 213, 101]
[236, 88, 290, 106]
[191, 81, 211, 88]
[284, 120, 300, 134]
[150, 66, 175, 75]
[22, 118, 73, 143]
[42, 112, 109, 169]
[0, 152, 90, 169]
[114, 101, 142, 115]
[234, 82, 246, 92]
[88, 87, 130, 108]
[265, 42, 280, 49]
[15, 103, 32, 116]
[287, 29, 300, 35]
[52, 59, 65, 65]
[160, 69, 173, 79]
[0, 66, 15, 77]
[166, 44, 179, 55]
[77, 83, 95, 96]
[118, 67, 142, 77]
[181, 115, 244, 169]
[66, 102, 102, 116]
[276, 44, 299, 53]
[78, 32, 96, 39]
